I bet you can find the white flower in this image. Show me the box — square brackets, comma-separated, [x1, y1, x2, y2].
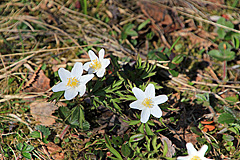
[129, 84, 168, 123]
[52, 62, 94, 100]
[83, 49, 110, 78]
[177, 143, 213, 160]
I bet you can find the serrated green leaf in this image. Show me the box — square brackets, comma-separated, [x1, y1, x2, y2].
[218, 112, 235, 124]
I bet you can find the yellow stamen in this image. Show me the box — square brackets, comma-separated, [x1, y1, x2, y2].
[142, 98, 153, 108]
[66, 77, 79, 88]
[191, 156, 201, 160]
[90, 59, 101, 70]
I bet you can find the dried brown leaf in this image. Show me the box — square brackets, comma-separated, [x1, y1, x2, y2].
[30, 100, 58, 126]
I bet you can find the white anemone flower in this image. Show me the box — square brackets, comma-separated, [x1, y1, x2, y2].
[129, 84, 168, 123]
[52, 62, 94, 100]
[83, 49, 110, 78]
[177, 143, 213, 160]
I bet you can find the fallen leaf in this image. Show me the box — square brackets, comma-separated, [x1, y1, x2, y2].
[22, 68, 50, 92]
[30, 100, 58, 126]
[45, 142, 64, 160]
[161, 135, 175, 158]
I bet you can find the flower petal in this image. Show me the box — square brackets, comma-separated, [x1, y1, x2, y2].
[140, 108, 150, 123]
[88, 50, 98, 61]
[98, 48, 105, 61]
[132, 87, 145, 100]
[130, 100, 145, 110]
[52, 82, 67, 92]
[177, 156, 190, 160]
[71, 62, 83, 78]
[101, 59, 110, 68]
[83, 62, 92, 71]
[64, 89, 78, 100]
[58, 68, 71, 82]
[150, 106, 162, 118]
[186, 143, 197, 155]
[153, 95, 168, 105]
[198, 145, 208, 156]
[145, 84, 155, 98]
[88, 67, 95, 74]
[96, 68, 105, 77]
[77, 84, 86, 97]
[80, 74, 94, 85]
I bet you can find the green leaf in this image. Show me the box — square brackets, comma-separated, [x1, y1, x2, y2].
[16, 143, 23, 151]
[169, 70, 179, 77]
[145, 123, 154, 135]
[25, 145, 34, 152]
[232, 34, 240, 49]
[129, 133, 145, 142]
[35, 125, 51, 138]
[223, 134, 234, 142]
[104, 135, 123, 160]
[121, 144, 132, 157]
[138, 123, 144, 133]
[128, 120, 141, 125]
[126, 30, 138, 36]
[225, 95, 239, 102]
[172, 54, 185, 64]
[138, 19, 150, 30]
[152, 135, 158, 152]
[83, 121, 90, 130]
[29, 131, 41, 139]
[162, 140, 168, 157]
[22, 151, 32, 159]
[217, 28, 225, 39]
[218, 112, 235, 124]
[112, 136, 123, 146]
[208, 50, 221, 60]
[48, 91, 64, 102]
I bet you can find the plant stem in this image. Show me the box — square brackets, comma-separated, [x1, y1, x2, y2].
[223, 61, 226, 81]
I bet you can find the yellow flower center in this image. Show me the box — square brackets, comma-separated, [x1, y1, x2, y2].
[191, 156, 201, 160]
[90, 59, 101, 70]
[142, 98, 153, 108]
[66, 77, 79, 88]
